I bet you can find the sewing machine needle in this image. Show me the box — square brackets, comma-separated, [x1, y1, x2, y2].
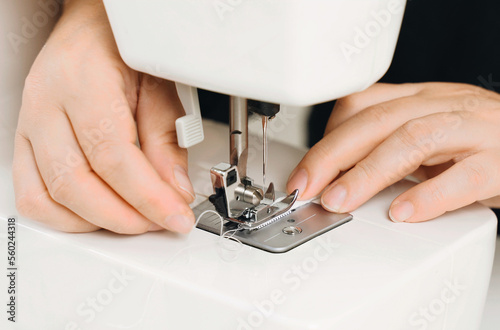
[262, 115, 268, 186]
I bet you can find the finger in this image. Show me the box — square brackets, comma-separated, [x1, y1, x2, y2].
[64, 73, 195, 233]
[287, 93, 466, 200]
[136, 77, 195, 203]
[320, 112, 479, 213]
[389, 151, 500, 223]
[325, 83, 422, 134]
[411, 162, 455, 182]
[12, 132, 100, 233]
[479, 195, 500, 208]
[27, 108, 157, 234]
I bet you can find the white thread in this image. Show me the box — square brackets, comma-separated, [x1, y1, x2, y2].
[195, 209, 224, 235]
[195, 210, 243, 249]
[220, 228, 243, 251]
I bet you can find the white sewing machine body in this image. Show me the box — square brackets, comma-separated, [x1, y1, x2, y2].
[0, 121, 496, 329]
[103, 0, 406, 105]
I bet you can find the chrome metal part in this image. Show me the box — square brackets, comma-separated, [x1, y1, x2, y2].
[194, 200, 352, 253]
[209, 163, 298, 229]
[282, 226, 302, 235]
[264, 183, 275, 202]
[210, 163, 247, 219]
[262, 115, 268, 186]
[240, 189, 298, 231]
[230, 96, 248, 179]
[235, 185, 264, 206]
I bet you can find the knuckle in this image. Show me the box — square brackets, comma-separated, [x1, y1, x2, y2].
[333, 95, 363, 122]
[397, 119, 433, 147]
[22, 74, 48, 108]
[363, 104, 392, 125]
[463, 161, 490, 188]
[87, 140, 126, 179]
[134, 193, 164, 215]
[142, 130, 180, 149]
[47, 173, 74, 204]
[336, 94, 359, 111]
[310, 140, 334, 164]
[443, 111, 463, 121]
[23, 73, 44, 94]
[457, 84, 482, 96]
[447, 84, 485, 111]
[160, 130, 182, 146]
[467, 84, 485, 96]
[15, 192, 42, 218]
[423, 180, 448, 205]
[353, 158, 383, 181]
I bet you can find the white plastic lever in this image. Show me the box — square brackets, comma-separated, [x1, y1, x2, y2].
[175, 82, 204, 148]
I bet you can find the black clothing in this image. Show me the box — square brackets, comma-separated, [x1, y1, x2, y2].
[309, 0, 500, 145]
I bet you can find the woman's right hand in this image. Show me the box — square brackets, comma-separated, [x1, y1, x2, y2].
[13, 0, 196, 234]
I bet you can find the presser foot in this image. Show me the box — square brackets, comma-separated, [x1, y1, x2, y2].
[202, 162, 352, 253]
[208, 163, 303, 230]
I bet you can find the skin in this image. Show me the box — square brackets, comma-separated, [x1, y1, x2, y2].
[13, 0, 195, 234]
[287, 82, 500, 223]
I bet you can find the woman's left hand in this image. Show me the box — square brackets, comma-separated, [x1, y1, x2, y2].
[287, 82, 500, 222]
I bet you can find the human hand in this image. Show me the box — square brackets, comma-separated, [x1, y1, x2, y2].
[13, 0, 195, 233]
[287, 82, 500, 222]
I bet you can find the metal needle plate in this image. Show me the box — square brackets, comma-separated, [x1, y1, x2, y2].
[193, 200, 352, 253]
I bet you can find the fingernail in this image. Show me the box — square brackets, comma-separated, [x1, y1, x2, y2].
[148, 223, 164, 232]
[389, 201, 414, 222]
[322, 184, 347, 212]
[287, 168, 308, 198]
[174, 165, 195, 201]
[164, 214, 194, 234]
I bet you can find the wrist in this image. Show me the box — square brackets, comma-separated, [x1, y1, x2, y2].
[62, 0, 107, 24]
[51, 0, 114, 48]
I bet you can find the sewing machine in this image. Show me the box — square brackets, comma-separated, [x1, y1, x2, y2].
[0, 0, 497, 329]
[103, 0, 411, 252]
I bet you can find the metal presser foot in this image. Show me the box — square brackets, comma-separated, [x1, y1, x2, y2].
[193, 163, 352, 253]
